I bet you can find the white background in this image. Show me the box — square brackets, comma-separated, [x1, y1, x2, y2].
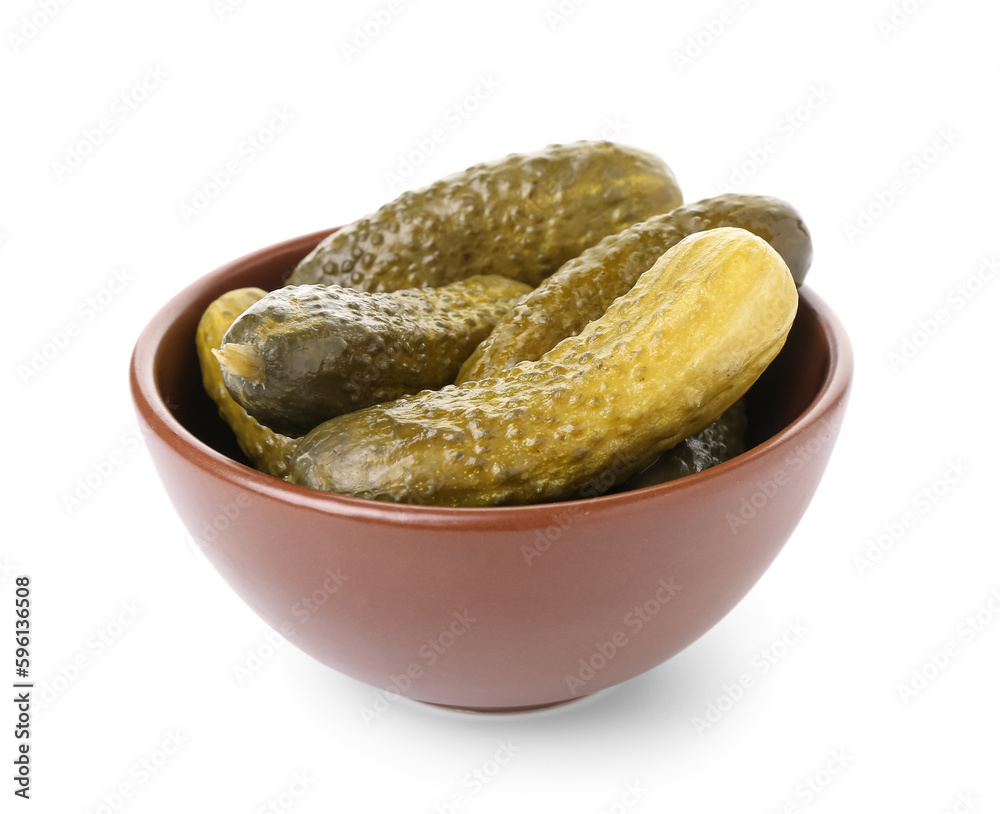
[3, 0, 999, 811]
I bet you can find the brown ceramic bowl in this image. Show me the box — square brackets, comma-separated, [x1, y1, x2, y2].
[130, 227, 852, 713]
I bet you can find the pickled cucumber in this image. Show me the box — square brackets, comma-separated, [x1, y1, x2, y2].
[288, 228, 798, 506]
[614, 400, 747, 493]
[215, 275, 532, 436]
[287, 141, 683, 291]
[457, 193, 811, 383]
[195, 288, 299, 477]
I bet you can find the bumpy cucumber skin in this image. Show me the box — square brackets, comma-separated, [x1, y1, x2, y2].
[195, 288, 299, 477]
[288, 228, 798, 507]
[457, 193, 811, 383]
[218, 275, 532, 437]
[287, 141, 683, 291]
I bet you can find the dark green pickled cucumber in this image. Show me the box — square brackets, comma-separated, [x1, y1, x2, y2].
[613, 400, 747, 493]
[288, 229, 798, 507]
[215, 275, 532, 436]
[457, 193, 811, 383]
[287, 141, 683, 291]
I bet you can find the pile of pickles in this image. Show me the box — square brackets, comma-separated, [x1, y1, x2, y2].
[196, 140, 810, 507]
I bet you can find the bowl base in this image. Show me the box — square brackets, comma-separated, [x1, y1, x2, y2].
[418, 695, 588, 714]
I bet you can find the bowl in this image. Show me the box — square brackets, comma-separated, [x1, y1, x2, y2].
[129, 227, 852, 713]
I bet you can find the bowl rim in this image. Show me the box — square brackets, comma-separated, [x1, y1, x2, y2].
[129, 230, 853, 531]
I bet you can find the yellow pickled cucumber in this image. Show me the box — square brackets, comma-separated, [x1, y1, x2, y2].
[195, 288, 298, 477]
[457, 193, 811, 383]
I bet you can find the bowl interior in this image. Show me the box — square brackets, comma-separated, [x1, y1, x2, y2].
[150, 228, 832, 490]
